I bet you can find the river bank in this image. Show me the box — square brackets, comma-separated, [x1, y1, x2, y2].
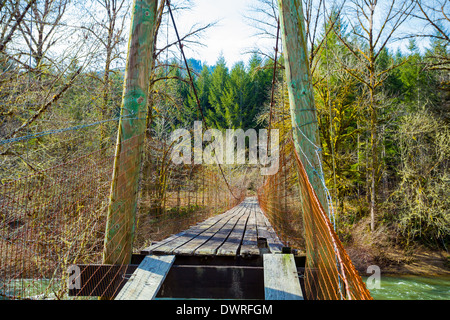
[347, 245, 450, 276]
[350, 244, 450, 299]
[379, 248, 450, 276]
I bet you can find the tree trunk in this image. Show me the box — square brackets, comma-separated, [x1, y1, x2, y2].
[369, 84, 378, 232]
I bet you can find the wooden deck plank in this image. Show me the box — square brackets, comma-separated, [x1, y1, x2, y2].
[148, 207, 240, 255]
[140, 215, 222, 254]
[216, 202, 251, 256]
[140, 233, 181, 255]
[255, 207, 272, 242]
[263, 254, 303, 300]
[174, 205, 244, 255]
[141, 197, 286, 258]
[115, 255, 175, 300]
[194, 203, 248, 256]
[240, 201, 260, 256]
[258, 207, 284, 253]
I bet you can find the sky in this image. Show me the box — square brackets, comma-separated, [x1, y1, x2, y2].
[167, 0, 436, 69]
[169, 0, 275, 68]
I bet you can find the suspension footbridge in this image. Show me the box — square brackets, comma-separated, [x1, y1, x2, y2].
[0, 0, 372, 300]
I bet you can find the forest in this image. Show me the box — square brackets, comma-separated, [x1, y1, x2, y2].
[0, 0, 448, 282]
[161, 35, 449, 252]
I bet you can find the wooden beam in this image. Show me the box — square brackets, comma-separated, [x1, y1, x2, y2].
[158, 264, 265, 299]
[263, 254, 303, 300]
[68, 255, 307, 298]
[191, 205, 246, 256]
[277, 0, 328, 212]
[257, 207, 284, 253]
[115, 255, 175, 300]
[102, 0, 158, 268]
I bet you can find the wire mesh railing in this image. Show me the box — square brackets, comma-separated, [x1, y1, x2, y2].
[0, 130, 244, 299]
[257, 139, 305, 250]
[0, 145, 115, 299]
[258, 136, 372, 300]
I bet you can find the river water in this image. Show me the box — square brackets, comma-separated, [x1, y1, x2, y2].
[2, 275, 449, 300]
[363, 275, 450, 300]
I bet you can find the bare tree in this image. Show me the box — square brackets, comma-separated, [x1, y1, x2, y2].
[245, 0, 345, 75]
[333, 0, 416, 231]
[76, 0, 130, 146]
[15, 0, 70, 72]
[0, 0, 98, 171]
[0, 0, 37, 53]
[412, 0, 449, 71]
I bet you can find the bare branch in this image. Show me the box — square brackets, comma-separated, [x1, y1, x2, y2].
[0, 0, 38, 53]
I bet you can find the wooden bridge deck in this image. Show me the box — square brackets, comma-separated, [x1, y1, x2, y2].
[141, 197, 284, 257]
[70, 197, 305, 300]
[115, 197, 304, 300]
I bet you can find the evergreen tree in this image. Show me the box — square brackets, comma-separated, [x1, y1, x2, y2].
[194, 64, 212, 121]
[221, 61, 250, 129]
[207, 55, 230, 129]
[246, 53, 273, 129]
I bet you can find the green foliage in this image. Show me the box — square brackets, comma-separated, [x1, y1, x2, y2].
[393, 109, 449, 247]
[309, 11, 449, 248]
[207, 55, 229, 129]
[164, 53, 274, 131]
[156, 28, 449, 250]
[1, 0, 447, 252]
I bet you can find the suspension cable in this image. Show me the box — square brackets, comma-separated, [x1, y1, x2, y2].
[165, 0, 239, 200]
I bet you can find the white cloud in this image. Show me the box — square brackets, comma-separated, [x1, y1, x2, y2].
[173, 0, 274, 68]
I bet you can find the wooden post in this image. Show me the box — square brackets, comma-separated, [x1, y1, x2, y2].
[278, 0, 338, 300]
[264, 254, 304, 300]
[102, 0, 158, 267]
[277, 0, 328, 213]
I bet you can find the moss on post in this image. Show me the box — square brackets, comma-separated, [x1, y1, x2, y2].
[102, 0, 158, 268]
[277, 0, 328, 213]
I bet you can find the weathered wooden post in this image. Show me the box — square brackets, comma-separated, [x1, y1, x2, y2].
[278, 0, 331, 300]
[102, 0, 158, 267]
[277, 0, 328, 213]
